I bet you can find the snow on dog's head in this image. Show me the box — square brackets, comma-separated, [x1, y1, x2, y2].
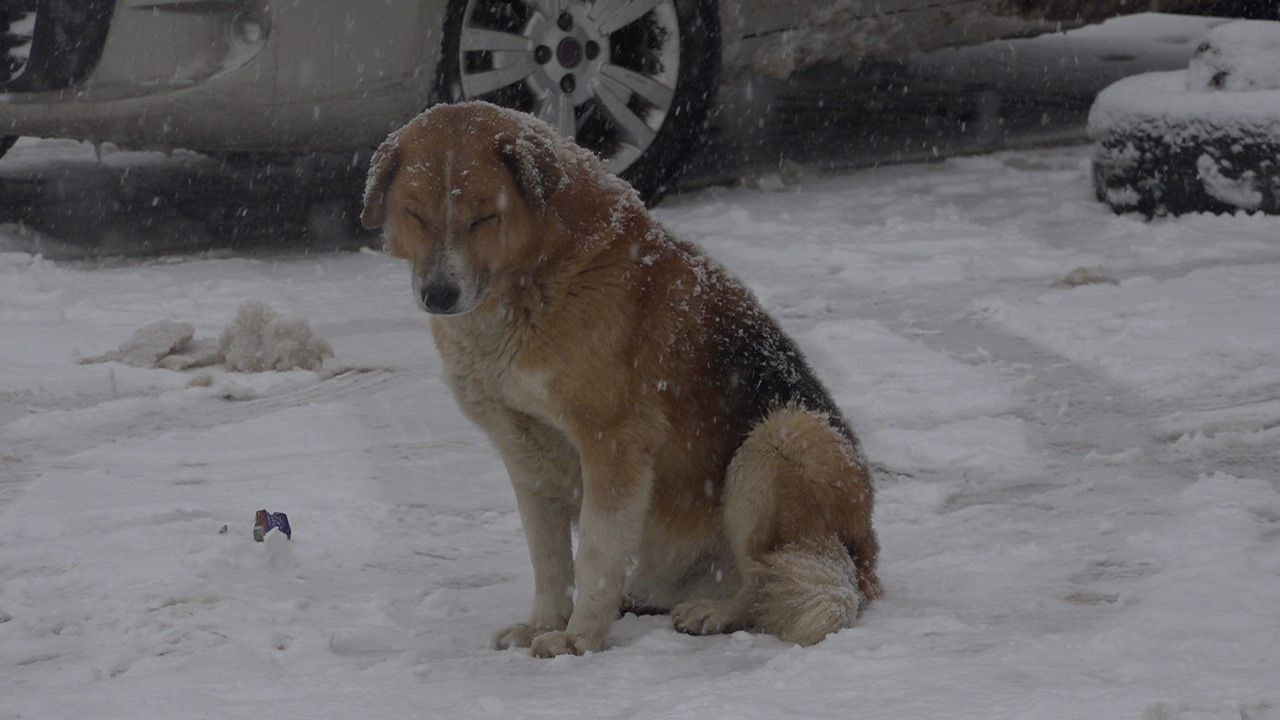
[361, 101, 642, 317]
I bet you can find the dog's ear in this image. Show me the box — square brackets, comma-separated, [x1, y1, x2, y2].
[495, 128, 564, 211]
[361, 131, 402, 229]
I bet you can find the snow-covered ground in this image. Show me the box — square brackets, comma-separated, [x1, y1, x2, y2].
[2, 143, 1279, 719]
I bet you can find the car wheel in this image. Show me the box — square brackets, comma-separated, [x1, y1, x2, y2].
[0, 136, 15, 159]
[435, 0, 720, 204]
[1090, 71, 1280, 217]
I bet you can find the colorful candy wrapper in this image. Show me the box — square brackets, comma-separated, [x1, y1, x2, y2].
[253, 510, 291, 541]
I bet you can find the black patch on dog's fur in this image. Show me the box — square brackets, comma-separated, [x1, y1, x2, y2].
[655, 235, 857, 452]
[710, 304, 856, 447]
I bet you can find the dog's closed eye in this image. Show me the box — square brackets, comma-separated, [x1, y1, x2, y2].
[469, 214, 499, 231]
[408, 211, 433, 232]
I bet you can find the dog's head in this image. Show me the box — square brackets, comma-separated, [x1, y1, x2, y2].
[361, 102, 568, 316]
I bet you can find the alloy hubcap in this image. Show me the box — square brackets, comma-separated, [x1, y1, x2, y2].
[556, 37, 583, 69]
[457, 0, 680, 173]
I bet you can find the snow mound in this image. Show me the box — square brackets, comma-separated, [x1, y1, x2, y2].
[1056, 266, 1117, 287]
[1089, 23, 1280, 215]
[79, 319, 196, 367]
[1186, 21, 1280, 93]
[219, 301, 332, 372]
[1088, 70, 1280, 143]
[81, 301, 332, 372]
[1089, 23, 1280, 142]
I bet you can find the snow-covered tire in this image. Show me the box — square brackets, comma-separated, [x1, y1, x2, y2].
[434, 0, 720, 205]
[1089, 24, 1280, 217]
[1089, 78, 1280, 216]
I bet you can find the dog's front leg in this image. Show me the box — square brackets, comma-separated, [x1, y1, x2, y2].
[488, 421, 577, 650]
[493, 480, 575, 649]
[530, 436, 652, 658]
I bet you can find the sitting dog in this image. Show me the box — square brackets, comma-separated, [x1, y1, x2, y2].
[361, 102, 880, 657]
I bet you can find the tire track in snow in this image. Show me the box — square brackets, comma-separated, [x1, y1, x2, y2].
[0, 368, 413, 510]
[855, 272, 1280, 493]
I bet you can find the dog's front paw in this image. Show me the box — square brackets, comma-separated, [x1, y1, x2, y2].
[529, 630, 602, 658]
[493, 623, 540, 650]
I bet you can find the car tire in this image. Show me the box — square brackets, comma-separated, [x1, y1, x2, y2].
[0, 136, 16, 159]
[434, 0, 719, 205]
[1089, 71, 1280, 216]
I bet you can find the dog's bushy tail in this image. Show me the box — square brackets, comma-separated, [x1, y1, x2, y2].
[751, 534, 862, 646]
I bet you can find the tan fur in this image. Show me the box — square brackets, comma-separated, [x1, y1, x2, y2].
[752, 538, 861, 646]
[721, 408, 880, 644]
[363, 102, 880, 656]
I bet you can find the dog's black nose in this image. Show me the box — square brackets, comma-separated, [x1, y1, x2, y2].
[422, 281, 461, 313]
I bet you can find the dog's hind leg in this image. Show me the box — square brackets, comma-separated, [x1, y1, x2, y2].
[669, 454, 770, 636]
[672, 407, 878, 645]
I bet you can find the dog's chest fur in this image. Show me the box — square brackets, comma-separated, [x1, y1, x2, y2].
[431, 315, 554, 426]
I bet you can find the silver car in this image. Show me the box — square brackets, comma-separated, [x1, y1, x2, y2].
[0, 0, 1200, 201]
